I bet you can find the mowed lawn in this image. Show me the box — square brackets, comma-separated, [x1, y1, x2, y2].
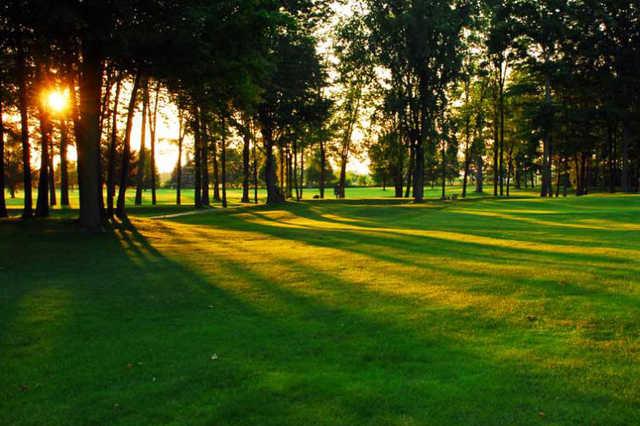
[1, 194, 639, 425]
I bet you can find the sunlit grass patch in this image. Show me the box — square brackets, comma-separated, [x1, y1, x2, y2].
[1, 194, 639, 425]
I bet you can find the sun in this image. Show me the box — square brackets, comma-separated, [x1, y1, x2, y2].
[45, 89, 69, 114]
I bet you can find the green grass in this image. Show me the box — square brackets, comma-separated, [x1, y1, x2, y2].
[1, 194, 639, 425]
[3, 185, 486, 211]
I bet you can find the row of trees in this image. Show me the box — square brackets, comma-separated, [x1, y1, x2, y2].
[345, 0, 639, 201]
[0, 1, 639, 229]
[0, 0, 335, 229]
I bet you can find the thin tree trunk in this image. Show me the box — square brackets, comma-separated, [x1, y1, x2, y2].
[0, 88, 6, 217]
[555, 156, 561, 198]
[253, 129, 258, 203]
[201, 116, 209, 205]
[498, 66, 505, 197]
[134, 78, 148, 205]
[541, 67, 553, 197]
[441, 139, 446, 200]
[241, 119, 251, 203]
[221, 118, 227, 208]
[176, 109, 184, 205]
[319, 140, 326, 198]
[48, 144, 56, 206]
[622, 121, 631, 192]
[106, 76, 121, 216]
[59, 118, 70, 206]
[413, 140, 425, 202]
[493, 92, 499, 197]
[193, 107, 202, 208]
[405, 144, 413, 198]
[116, 71, 141, 218]
[149, 82, 160, 205]
[293, 140, 300, 200]
[36, 65, 51, 217]
[211, 127, 220, 202]
[300, 146, 305, 199]
[17, 41, 33, 217]
[475, 154, 484, 193]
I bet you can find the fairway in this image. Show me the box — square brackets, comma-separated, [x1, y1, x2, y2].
[1, 194, 639, 425]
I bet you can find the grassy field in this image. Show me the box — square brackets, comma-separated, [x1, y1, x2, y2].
[1, 194, 639, 425]
[3, 185, 483, 212]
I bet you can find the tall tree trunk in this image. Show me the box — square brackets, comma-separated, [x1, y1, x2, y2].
[149, 82, 160, 205]
[622, 121, 631, 192]
[59, 118, 70, 207]
[253, 132, 258, 203]
[405, 143, 413, 198]
[555, 156, 561, 198]
[338, 153, 348, 199]
[0, 88, 6, 217]
[48, 144, 56, 206]
[441, 139, 446, 200]
[77, 36, 105, 229]
[241, 119, 251, 203]
[221, 118, 227, 208]
[506, 146, 513, 197]
[264, 126, 283, 204]
[462, 112, 471, 198]
[193, 108, 202, 208]
[211, 128, 220, 202]
[106, 76, 121, 216]
[413, 140, 425, 202]
[300, 146, 305, 199]
[541, 68, 553, 197]
[498, 67, 505, 197]
[134, 78, 148, 205]
[17, 41, 33, 217]
[35, 66, 51, 217]
[293, 140, 300, 200]
[319, 140, 326, 198]
[286, 148, 293, 199]
[475, 154, 484, 193]
[201, 116, 209, 205]
[116, 71, 141, 219]
[492, 94, 499, 196]
[176, 110, 184, 205]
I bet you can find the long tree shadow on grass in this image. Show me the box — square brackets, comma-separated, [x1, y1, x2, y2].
[2, 218, 639, 425]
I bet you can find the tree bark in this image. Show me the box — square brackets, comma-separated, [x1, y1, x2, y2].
[211, 126, 220, 202]
[541, 68, 553, 197]
[60, 118, 70, 207]
[221, 118, 227, 208]
[263, 126, 283, 204]
[253, 131, 258, 203]
[475, 154, 484, 193]
[106, 76, 121, 216]
[319, 140, 326, 198]
[241, 119, 251, 203]
[413, 140, 425, 202]
[201, 115, 209, 205]
[76, 36, 105, 229]
[17, 41, 33, 217]
[405, 144, 413, 198]
[0, 88, 6, 217]
[48, 143, 56, 206]
[116, 71, 141, 219]
[622, 121, 631, 192]
[149, 82, 160, 205]
[193, 108, 202, 208]
[134, 78, 149, 205]
[35, 66, 51, 218]
[176, 109, 184, 205]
